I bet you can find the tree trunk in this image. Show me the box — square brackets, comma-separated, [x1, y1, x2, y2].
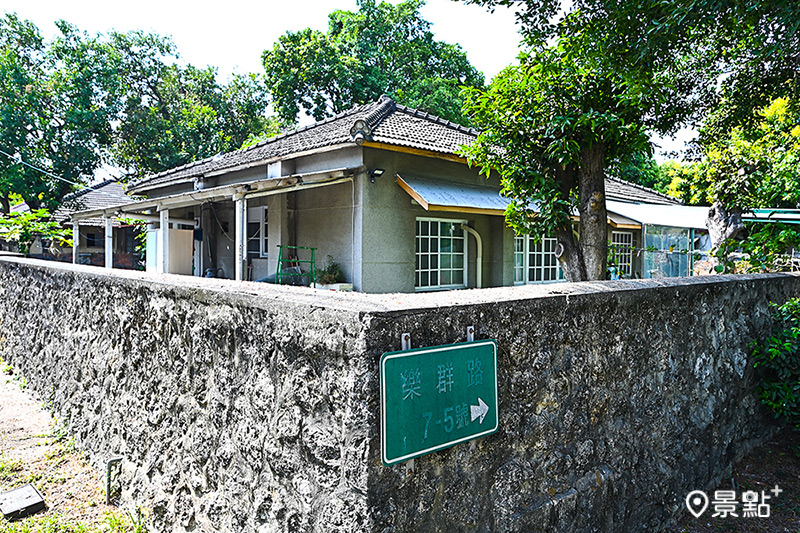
[553, 164, 588, 281]
[706, 201, 744, 248]
[26, 196, 41, 210]
[555, 224, 586, 281]
[577, 142, 608, 280]
[0, 194, 9, 215]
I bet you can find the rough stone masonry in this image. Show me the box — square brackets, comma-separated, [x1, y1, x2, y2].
[0, 256, 796, 532]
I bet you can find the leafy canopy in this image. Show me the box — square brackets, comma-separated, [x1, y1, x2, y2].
[0, 208, 72, 255]
[262, 0, 484, 125]
[667, 97, 800, 210]
[462, 42, 651, 238]
[110, 30, 273, 178]
[0, 16, 279, 206]
[753, 297, 800, 431]
[0, 14, 118, 211]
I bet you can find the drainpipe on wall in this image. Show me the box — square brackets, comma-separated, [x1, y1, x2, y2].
[460, 224, 482, 289]
[72, 221, 79, 264]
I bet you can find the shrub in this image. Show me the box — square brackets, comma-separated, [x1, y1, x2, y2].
[318, 255, 345, 285]
[752, 297, 800, 429]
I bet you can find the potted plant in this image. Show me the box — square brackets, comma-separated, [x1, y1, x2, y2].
[316, 256, 353, 291]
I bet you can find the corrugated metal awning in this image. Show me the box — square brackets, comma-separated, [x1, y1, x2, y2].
[396, 174, 511, 216]
[606, 211, 642, 229]
[744, 209, 800, 225]
[606, 200, 709, 230]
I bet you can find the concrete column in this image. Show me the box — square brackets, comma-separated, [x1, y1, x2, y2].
[72, 222, 79, 264]
[234, 196, 246, 281]
[159, 209, 170, 274]
[267, 194, 291, 277]
[104, 217, 113, 269]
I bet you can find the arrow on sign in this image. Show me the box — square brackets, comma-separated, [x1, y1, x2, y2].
[470, 397, 489, 424]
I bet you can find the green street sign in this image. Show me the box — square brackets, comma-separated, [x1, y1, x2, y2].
[380, 339, 498, 465]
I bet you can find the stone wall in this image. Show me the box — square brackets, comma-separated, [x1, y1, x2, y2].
[0, 256, 797, 532]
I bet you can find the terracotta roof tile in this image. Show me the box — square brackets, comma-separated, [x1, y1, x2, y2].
[125, 95, 681, 208]
[605, 177, 681, 205]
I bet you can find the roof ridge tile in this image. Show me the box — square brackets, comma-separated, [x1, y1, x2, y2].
[392, 102, 480, 136]
[61, 179, 120, 202]
[606, 175, 682, 204]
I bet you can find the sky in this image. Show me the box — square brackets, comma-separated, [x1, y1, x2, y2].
[2, 0, 691, 161]
[2, 0, 523, 82]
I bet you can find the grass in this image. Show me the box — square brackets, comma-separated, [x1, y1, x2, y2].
[0, 454, 23, 483]
[0, 511, 146, 533]
[1, 356, 12, 376]
[0, 425, 148, 532]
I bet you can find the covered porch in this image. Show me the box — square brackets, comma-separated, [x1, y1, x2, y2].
[70, 166, 362, 282]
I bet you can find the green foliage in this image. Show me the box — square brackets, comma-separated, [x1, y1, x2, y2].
[0, 14, 119, 211]
[318, 255, 345, 285]
[105, 509, 146, 533]
[110, 30, 273, 177]
[611, 151, 671, 193]
[0, 208, 72, 255]
[239, 116, 284, 149]
[665, 96, 800, 216]
[662, 161, 710, 206]
[462, 1, 800, 280]
[461, 37, 656, 279]
[753, 298, 800, 431]
[738, 222, 800, 273]
[118, 219, 148, 269]
[0, 16, 280, 201]
[0, 453, 23, 483]
[0, 510, 145, 533]
[463, 44, 650, 232]
[262, 0, 484, 125]
[702, 97, 800, 210]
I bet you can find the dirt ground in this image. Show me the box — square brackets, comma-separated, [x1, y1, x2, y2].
[666, 428, 800, 533]
[0, 361, 143, 532]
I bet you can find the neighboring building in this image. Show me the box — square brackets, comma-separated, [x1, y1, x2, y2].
[71, 96, 711, 292]
[8, 180, 142, 269]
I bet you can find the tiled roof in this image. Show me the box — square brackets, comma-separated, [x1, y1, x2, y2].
[125, 94, 681, 207]
[372, 103, 478, 154]
[605, 176, 681, 205]
[54, 180, 132, 226]
[127, 96, 479, 194]
[11, 180, 133, 227]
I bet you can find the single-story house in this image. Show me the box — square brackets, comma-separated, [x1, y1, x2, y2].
[7, 180, 142, 269]
[70, 96, 712, 292]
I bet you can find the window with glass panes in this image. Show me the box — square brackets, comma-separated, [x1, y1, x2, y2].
[246, 206, 268, 259]
[611, 231, 633, 276]
[415, 218, 467, 290]
[513, 234, 565, 284]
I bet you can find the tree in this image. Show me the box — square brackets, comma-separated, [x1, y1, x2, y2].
[461, 0, 800, 280]
[610, 151, 671, 194]
[110, 31, 274, 178]
[262, 0, 484, 125]
[0, 208, 72, 255]
[462, 42, 654, 280]
[662, 161, 708, 206]
[0, 14, 118, 212]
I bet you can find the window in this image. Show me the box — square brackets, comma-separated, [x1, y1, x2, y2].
[643, 225, 690, 278]
[122, 227, 137, 254]
[514, 234, 565, 284]
[247, 206, 268, 259]
[415, 218, 467, 290]
[611, 231, 634, 277]
[86, 233, 100, 248]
